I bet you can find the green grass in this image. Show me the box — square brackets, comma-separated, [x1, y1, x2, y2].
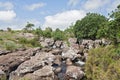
[0, 31, 42, 51]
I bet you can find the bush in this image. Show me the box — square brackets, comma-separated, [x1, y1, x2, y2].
[85, 45, 120, 80]
[53, 28, 65, 40]
[18, 37, 42, 48]
[4, 41, 17, 51]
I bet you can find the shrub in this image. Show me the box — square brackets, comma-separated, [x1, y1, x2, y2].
[85, 45, 120, 80]
[4, 41, 17, 51]
[18, 37, 42, 48]
[53, 28, 65, 41]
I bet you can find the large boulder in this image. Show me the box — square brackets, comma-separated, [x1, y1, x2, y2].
[51, 49, 62, 55]
[0, 48, 40, 77]
[10, 52, 56, 78]
[40, 38, 54, 48]
[10, 66, 55, 80]
[54, 41, 63, 48]
[68, 38, 77, 44]
[65, 66, 85, 80]
[62, 48, 78, 60]
[33, 65, 54, 80]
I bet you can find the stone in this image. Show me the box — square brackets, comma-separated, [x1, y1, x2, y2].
[66, 66, 85, 80]
[51, 49, 62, 55]
[62, 48, 78, 60]
[11, 52, 55, 77]
[19, 33, 35, 40]
[68, 38, 77, 44]
[0, 48, 39, 76]
[66, 58, 72, 66]
[40, 38, 54, 48]
[55, 41, 63, 48]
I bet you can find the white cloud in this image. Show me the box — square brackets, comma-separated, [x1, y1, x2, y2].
[68, 0, 79, 6]
[43, 10, 86, 30]
[84, 0, 110, 10]
[0, 2, 14, 10]
[26, 3, 46, 11]
[0, 19, 40, 30]
[0, 10, 16, 21]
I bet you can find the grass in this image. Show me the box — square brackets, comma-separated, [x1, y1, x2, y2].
[0, 31, 42, 51]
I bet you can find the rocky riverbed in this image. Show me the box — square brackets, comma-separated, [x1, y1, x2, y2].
[0, 38, 110, 80]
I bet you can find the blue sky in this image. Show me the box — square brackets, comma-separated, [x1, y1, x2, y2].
[0, 0, 120, 30]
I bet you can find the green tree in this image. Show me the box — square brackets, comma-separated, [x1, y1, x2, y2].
[74, 13, 107, 40]
[34, 27, 43, 37]
[53, 28, 64, 40]
[25, 22, 34, 32]
[43, 27, 52, 38]
[108, 4, 120, 45]
[64, 24, 75, 38]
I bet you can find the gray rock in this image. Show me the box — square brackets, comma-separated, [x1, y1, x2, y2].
[66, 66, 85, 80]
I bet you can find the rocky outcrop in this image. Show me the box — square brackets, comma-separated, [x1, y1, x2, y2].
[0, 47, 40, 79]
[0, 38, 110, 80]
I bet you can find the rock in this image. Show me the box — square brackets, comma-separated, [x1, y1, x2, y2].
[75, 60, 85, 67]
[53, 67, 61, 74]
[40, 38, 54, 48]
[40, 42, 48, 48]
[11, 52, 55, 77]
[45, 38, 54, 46]
[39, 37, 44, 42]
[102, 38, 111, 46]
[0, 48, 40, 77]
[0, 50, 11, 55]
[84, 53, 88, 61]
[53, 58, 61, 66]
[19, 33, 35, 40]
[33, 65, 54, 80]
[62, 48, 78, 60]
[51, 49, 62, 55]
[42, 47, 52, 52]
[68, 38, 77, 44]
[13, 66, 55, 80]
[66, 66, 85, 80]
[55, 41, 63, 48]
[66, 58, 72, 66]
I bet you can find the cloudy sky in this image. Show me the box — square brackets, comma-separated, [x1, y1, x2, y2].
[0, 0, 120, 30]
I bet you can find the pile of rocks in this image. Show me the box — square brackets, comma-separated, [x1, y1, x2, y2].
[0, 38, 110, 80]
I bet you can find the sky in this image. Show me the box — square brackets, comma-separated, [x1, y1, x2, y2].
[0, 0, 120, 30]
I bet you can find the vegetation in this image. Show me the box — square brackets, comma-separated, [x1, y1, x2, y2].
[43, 27, 52, 38]
[0, 4, 120, 80]
[23, 22, 34, 32]
[74, 13, 107, 40]
[18, 37, 42, 48]
[85, 45, 120, 80]
[53, 28, 65, 40]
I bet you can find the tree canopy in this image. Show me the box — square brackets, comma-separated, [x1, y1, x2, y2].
[74, 13, 108, 40]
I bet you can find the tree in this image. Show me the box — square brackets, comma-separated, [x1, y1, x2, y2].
[43, 27, 52, 38]
[25, 22, 34, 32]
[108, 4, 120, 45]
[34, 27, 43, 37]
[53, 28, 64, 40]
[64, 24, 75, 38]
[7, 27, 12, 32]
[74, 13, 108, 40]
